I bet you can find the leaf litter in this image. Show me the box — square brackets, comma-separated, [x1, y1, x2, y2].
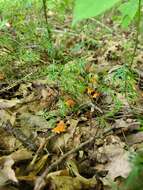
[0, 22, 143, 190]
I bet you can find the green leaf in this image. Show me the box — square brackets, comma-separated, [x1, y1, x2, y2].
[118, 0, 139, 28]
[73, 0, 121, 24]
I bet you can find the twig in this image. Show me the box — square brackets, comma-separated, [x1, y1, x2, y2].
[130, 0, 141, 68]
[42, 0, 51, 39]
[89, 18, 114, 34]
[2, 121, 37, 151]
[0, 70, 36, 93]
[34, 127, 113, 190]
[29, 134, 57, 168]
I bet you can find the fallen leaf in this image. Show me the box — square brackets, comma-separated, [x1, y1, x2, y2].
[0, 156, 18, 187]
[105, 151, 131, 179]
[51, 119, 79, 152]
[97, 136, 132, 181]
[19, 113, 51, 131]
[126, 132, 143, 145]
[0, 110, 16, 127]
[11, 149, 33, 162]
[49, 170, 97, 190]
[17, 175, 37, 182]
[51, 133, 71, 152]
[32, 155, 48, 174]
[0, 99, 21, 109]
[52, 120, 66, 134]
[49, 175, 82, 190]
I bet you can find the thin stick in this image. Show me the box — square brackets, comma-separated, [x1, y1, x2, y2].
[130, 0, 142, 68]
[89, 18, 116, 35]
[42, 0, 51, 39]
[29, 134, 56, 168]
[0, 70, 37, 93]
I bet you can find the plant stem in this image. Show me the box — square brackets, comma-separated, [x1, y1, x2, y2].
[42, 0, 52, 40]
[130, 0, 142, 68]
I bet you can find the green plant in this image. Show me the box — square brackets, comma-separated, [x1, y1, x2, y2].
[73, 0, 142, 67]
[37, 59, 88, 117]
[73, 1, 143, 189]
[122, 152, 143, 190]
[72, 0, 142, 104]
[0, 0, 74, 80]
[73, 0, 141, 28]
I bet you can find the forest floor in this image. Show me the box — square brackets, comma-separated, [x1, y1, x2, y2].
[0, 4, 143, 190]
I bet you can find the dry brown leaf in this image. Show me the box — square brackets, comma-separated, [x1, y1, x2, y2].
[0, 99, 21, 109]
[49, 175, 82, 190]
[97, 136, 132, 182]
[51, 133, 71, 153]
[0, 110, 16, 126]
[11, 149, 33, 162]
[126, 132, 143, 145]
[0, 156, 18, 187]
[51, 119, 79, 152]
[19, 113, 51, 131]
[32, 155, 48, 174]
[105, 151, 131, 179]
[17, 175, 37, 182]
